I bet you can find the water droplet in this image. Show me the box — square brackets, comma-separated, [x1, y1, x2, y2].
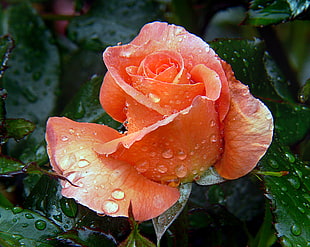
[102, 200, 119, 214]
[281, 186, 287, 192]
[135, 160, 149, 173]
[111, 189, 125, 200]
[53, 214, 63, 222]
[22, 223, 29, 228]
[35, 220, 46, 230]
[281, 238, 292, 247]
[21, 87, 38, 102]
[210, 120, 216, 127]
[77, 159, 90, 168]
[12, 207, 23, 214]
[25, 213, 34, 219]
[149, 93, 161, 103]
[175, 164, 188, 178]
[288, 177, 300, 189]
[284, 152, 295, 163]
[157, 164, 168, 173]
[205, 46, 210, 53]
[290, 224, 302, 236]
[269, 159, 279, 168]
[295, 169, 303, 178]
[69, 128, 75, 134]
[60, 198, 78, 218]
[162, 149, 173, 159]
[210, 134, 217, 143]
[176, 150, 187, 160]
[61, 136, 69, 141]
[74, 101, 85, 119]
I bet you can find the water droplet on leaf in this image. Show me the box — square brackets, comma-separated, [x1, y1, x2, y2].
[175, 164, 188, 178]
[12, 207, 23, 214]
[35, 220, 46, 230]
[25, 213, 34, 219]
[290, 224, 302, 236]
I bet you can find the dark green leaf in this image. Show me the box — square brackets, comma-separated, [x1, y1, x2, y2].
[259, 139, 310, 247]
[0, 206, 60, 247]
[210, 39, 310, 145]
[210, 39, 293, 102]
[247, 0, 310, 26]
[299, 78, 310, 103]
[67, 0, 162, 51]
[6, 118, 35, 141]
[267, 102, 310, 145]
[0, 155, 24, 174]
[24, 175, 78, 231]
[152, 183, 192, 245]
[119, 221, 155, 247]
[0, 192, 13, 208]
[62, 75, 120, 128]
[248, 204, 277, 247]
[0, 2, 60, 149]
[56, 228, 116, 247]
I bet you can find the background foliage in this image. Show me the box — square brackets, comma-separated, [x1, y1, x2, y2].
[0, 0, 309, 246]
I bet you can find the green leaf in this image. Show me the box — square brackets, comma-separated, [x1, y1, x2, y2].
[0, 206, 60, 247]
[62, 75, 120, 128]
[0, 2, 60, 147]
[6, 118, 36, 141]
[259, 139, 310, 247]
[56, 228, 116, 247]
[24, 175, 78, 231]
[120, 220, 155, 247]
[248, 203, 277, 247]
[0, 155, 24, 174]
[67, 0, 162, 51]
[299, 78, 310, 103]
[267, 102, 310, 145]
[0, 34, 14, 80]
[210, 39, 293, 102]
[247, 0, 310, 26]
[152, 183, 192, 245]
[210, 39, 310, 145]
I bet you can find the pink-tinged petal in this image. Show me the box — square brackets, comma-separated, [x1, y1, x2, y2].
[46, 117, 180, 221]
[190, 64, 221, 101]
[101, 22, 230, 122]
[215, 75, 274, 179]
[95, 96, 223, 184]
[99, 72, 127, 123]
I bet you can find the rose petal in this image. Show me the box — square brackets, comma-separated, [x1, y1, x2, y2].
[190, 64, 222, 101]
[95, 96, 222, 184]
[101, 22, 231, 123]
[46, 117, 180, 221]
[215, 69, 274, 179]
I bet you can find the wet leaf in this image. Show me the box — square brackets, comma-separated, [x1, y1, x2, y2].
[55, 228, 117, 247]
[0, 155, 24, 174]
[259, 138, 310, 247]
[267, 102, 310, 145]
[0, 206, 60, 247]
[62, 75, 120, 128]
[152, 183, 192, 245]
[5, 118, 35, 141]
[24, 175, 78, 231]
[299, 78, 310, 103]
[210, 39, 310, 145]
[67, 0, 162, 51]
[247, 0, 310, 26]
[0, 2, 60, 149]
[210, 39, 293, 102]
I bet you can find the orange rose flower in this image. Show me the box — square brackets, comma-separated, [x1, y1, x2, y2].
[46, 22, 273, 222]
